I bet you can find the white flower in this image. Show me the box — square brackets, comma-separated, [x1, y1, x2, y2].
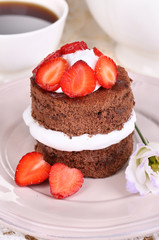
[125, 142, 159, 195]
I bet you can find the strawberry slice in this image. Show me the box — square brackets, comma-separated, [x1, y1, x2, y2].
[49, 163, 84, 199]
[60, 60, 96, 97]
[15, 152, 51, 187]
[95, 55, 118, 89]
[33, 50, 61, 75]
[93, 47, 103, 57]
[35, 57, 69, 91]
[60, 41, 88, 55]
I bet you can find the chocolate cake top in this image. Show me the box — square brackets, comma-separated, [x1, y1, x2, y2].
[31, 66, 135, 136]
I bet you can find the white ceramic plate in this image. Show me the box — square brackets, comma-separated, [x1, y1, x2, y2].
[0, 75, 159, 240]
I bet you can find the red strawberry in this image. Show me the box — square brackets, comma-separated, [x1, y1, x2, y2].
[49, 163, 84, 199]
[43, 50, 61, 62]
[60, 41, 88, 55]
[15, 152, 51, 187]
[93, 47, 103, 57]
[35, 57, 69, 91]
[60, 60, 96, 97]
[33, 50, 61, 75]
[95, 55, 118, 89]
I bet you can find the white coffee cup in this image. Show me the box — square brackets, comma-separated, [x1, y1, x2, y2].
[0, 0, 68, 74]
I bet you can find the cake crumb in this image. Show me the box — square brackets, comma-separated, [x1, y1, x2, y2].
[3, 231, 15, 235]
[25, 235, 38, 240]
[143, 237, 154, 240]
[88, 134, 93, 138]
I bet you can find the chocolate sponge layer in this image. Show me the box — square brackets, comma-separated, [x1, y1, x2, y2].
[35, 133, 133, 178]
[31, 66, 135, 137]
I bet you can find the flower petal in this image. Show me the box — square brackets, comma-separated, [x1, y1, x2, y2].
[136, 159, 147, 184]
[126, 180, 138, 193]
[145, 177, 159, 194]
[125, 142, 159, 196]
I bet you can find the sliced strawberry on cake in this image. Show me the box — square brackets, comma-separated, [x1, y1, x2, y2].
[93, 47, 103, 57]
[60, 41, 88, 55]
[95, 55, 118, 89]
[33, 50, 62, 75]
[60, 60, 96, 97]
[35, 57, 69, 92]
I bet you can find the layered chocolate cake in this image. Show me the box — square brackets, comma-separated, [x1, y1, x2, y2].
[23, 41, 136, 178]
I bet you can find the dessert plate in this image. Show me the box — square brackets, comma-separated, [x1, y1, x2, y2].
[0, 75, 159, 240]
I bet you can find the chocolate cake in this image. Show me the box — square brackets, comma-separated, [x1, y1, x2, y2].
[35, 134, 133, 178]
[24, 41, 135, 178]
[31, 66, 134, 136]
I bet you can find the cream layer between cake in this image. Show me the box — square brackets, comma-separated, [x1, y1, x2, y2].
[23, 106, 136, 152]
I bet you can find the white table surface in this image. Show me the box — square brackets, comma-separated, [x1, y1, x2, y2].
[0, 0, 158, 239]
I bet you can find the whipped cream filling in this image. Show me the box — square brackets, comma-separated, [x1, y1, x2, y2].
[23, 106, 136, 152]
[62, 49, 99, 69]
[56, 49, 100, 93]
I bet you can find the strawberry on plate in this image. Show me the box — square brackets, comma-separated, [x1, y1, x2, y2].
[35, 57, 69, 92]
[15, 152, 51, 186]
[49, 163, 84, 199]
[95, 55, 118, 89]
[60, 60, 96, 97]
[60, 41, 88, 55]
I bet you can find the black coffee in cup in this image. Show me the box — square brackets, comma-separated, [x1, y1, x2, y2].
[0, 1, 58, 34]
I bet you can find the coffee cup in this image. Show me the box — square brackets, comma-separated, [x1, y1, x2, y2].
[0, 0, 68, 77]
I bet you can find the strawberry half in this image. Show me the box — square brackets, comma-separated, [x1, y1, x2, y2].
[60, 60, 96, 97]
[33, 50, 61, 75]
[60, 41, 88, 55]
[15, 152, 51, 187]
[93, 47, 103, 57]
[35, 57, 69, 91]
[95, 55, 118, 89]
[49, 163, 84, 199]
